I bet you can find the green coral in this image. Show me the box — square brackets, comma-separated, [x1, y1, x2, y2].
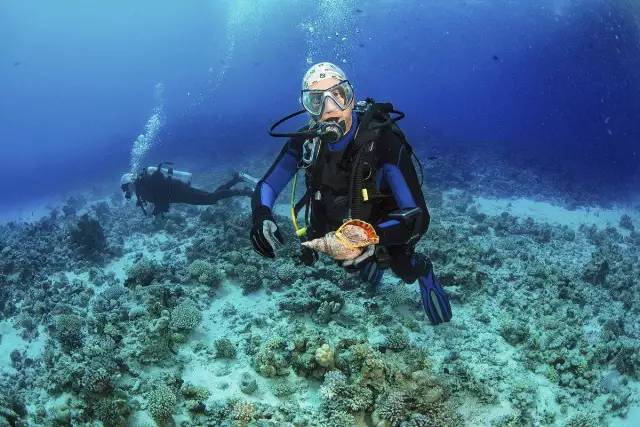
[125, 257, 158, 287]
[181, 383, 211, 402]
[272, 381, 296, 398]
[214, 338, 237, 359]
[320, 370, 374, 414]
[187, 259, 224, 286]
[231, 400, 257, 424]
[565, 413, 601, 427]
[81, 366, 113, 395]
[375, 390, 408, 426]
[384, 328, 410, 351]
[253, 336, 292, 377]
[147, 384, 177, 421]
[54, 314, 84, 350]
[169, 300, 202, 331]
[92, 398, 131, 427]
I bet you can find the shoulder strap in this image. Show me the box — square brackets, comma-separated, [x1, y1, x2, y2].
[338, 101, 381, 170]
[383, 122, 424, 188]
[345, 101, 397, 219]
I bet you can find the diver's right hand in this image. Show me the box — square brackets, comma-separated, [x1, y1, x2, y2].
[250, 207, 284, 258]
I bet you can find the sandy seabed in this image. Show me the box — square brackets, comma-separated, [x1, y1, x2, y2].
[1, 150, 639, 426]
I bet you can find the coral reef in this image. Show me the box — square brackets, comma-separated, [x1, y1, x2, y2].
[169, 300, 202, 332]
[187, 259, 224, 287]
[214, 337, 237, 359]
[147, 383, 177, 421]
[125, 257, 160, 287]
[68, 214, 107, 257]
[0, 156, 638, 426]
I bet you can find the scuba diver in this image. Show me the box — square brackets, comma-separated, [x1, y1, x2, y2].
[121, 163, 256, 216]
[250, 62, 452, 326]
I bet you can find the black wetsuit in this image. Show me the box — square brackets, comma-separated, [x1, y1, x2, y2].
[134, 169, 252, 216]
[253, 110, 429, 283]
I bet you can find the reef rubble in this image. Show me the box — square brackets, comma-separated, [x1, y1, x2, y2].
[0, 152, 639, 426]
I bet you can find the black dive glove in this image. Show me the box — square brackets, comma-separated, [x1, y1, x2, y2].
[299, 246, 319, 266]
[250, 206, 284, 258]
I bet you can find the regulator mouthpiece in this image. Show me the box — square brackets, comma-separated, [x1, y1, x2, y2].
[317, 119, 346, 144]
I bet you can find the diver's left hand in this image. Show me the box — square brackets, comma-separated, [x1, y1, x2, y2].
[342, 245, 376, 267]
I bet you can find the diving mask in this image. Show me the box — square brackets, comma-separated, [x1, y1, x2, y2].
[301, 80, 354, 117]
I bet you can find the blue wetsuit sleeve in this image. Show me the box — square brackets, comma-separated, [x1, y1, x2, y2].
[374, 163, 422, 246]
[378, 163, 417, 209]
[251, 139, 300, 214]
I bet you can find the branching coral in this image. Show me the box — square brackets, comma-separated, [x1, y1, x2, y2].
[375, 390, 408, 426]
[91, 398, 131, 427]
[81, 366, 113, 396]
[169, 300, 202, 332]
[231, 400, 256, 425]
[383, 328, 410, 351]
[54, 314, 85, 351]
[319, 369, 374, 415]
[187, 259, 224, 287]
[147, 384, 177, 421]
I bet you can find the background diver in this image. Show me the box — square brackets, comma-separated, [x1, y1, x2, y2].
[250, 62, 452, 325]
[120, 163, 256, 216]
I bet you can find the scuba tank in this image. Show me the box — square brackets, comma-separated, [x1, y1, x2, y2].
[145, 162, 192, 185]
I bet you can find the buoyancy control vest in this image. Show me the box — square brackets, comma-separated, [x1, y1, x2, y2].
[292, 100, 427, 241]
[134, 162, 193, 215]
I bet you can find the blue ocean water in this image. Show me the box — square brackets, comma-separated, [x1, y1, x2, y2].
[1, 1, 640, 426]
[1, 0, 638, 212]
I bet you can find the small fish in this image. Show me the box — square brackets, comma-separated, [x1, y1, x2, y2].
[427, 156, 438, 161]
[358, 43, 365, 48]
[492, 55, 500, 61]
[13, 61, 21, 67]
[355, 8, 363, 13]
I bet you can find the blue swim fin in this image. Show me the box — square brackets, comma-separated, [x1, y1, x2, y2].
[418, 268, 452, 325]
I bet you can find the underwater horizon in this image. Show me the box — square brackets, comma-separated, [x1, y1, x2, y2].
[1, 0, 639, 426]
